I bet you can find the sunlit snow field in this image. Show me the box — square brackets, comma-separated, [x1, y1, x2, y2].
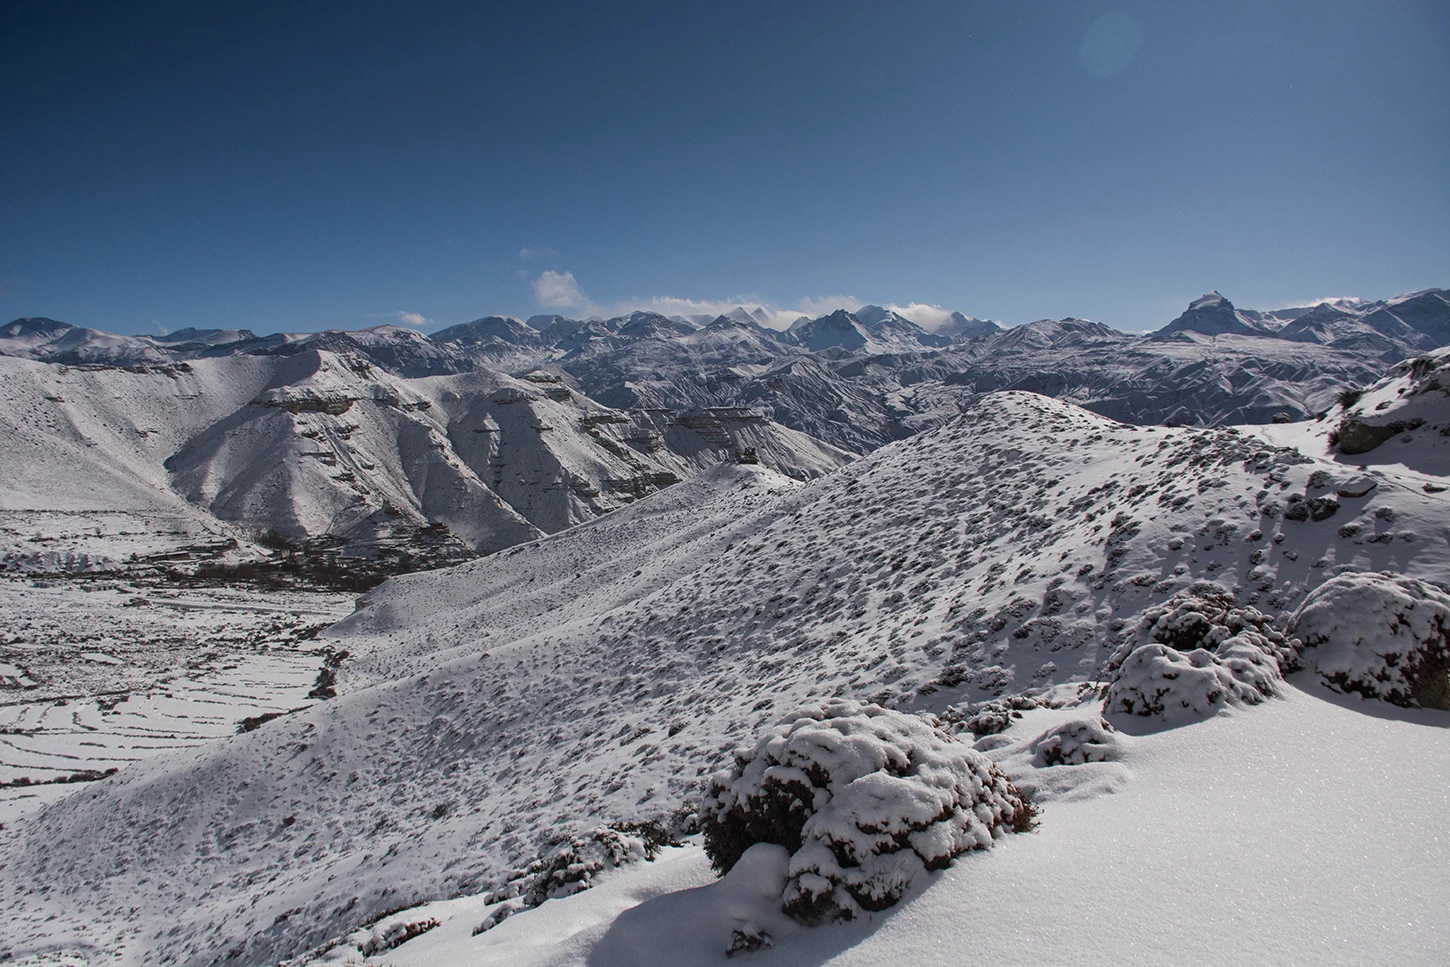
[0, 579, 351, 823]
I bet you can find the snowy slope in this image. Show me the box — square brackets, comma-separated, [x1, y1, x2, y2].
[0, 580, 353, 825]
[0, 348, 850, 568]
[2, 390, 1445, 965]
[387, 686, 1449, 967]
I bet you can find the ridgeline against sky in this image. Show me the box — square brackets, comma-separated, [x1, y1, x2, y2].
[1, 0, 1446, 335]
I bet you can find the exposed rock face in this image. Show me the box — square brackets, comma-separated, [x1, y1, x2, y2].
[1331, 346, 1450, 461]
[1336, 418, 1400, 454]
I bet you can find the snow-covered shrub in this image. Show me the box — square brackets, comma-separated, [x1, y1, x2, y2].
[1032, 718, 1118, 766]
[1102, 590, 1300, 726]
[701, 700, 1034, 924]
[1289, 571, 1450, 710]
[1103, 642, 1279, 725]
[358, 916, 440, 956]
[940, 693, 1052, 738]
[473, 821, 679, 934]
[1107, 589, 1301, 675]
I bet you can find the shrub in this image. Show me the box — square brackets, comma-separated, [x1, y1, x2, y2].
[1289, 572, 1450, 710]
[1337, 387, 1364, 410]
[700, 700, 1033, 923]
[474, 822, 680, 934]
[940, 693, 1052, 738]
[1101, 590, 1300, 726]
[1032, 718, 1118, 766]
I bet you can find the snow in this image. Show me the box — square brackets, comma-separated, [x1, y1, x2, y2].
[2, 298, 1449, 967]
[0, 578, 352, 824]
[372, 685, 1450, 967]
[2, 388, 1445, 964]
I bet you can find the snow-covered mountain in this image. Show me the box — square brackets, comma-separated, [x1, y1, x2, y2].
[0, 346, 849, 575]
[2, 371, 1446, 964]
[1159, 289, 1450, 351]
[1151, 291, 1281, 338]
[3, 288, 1443, 570]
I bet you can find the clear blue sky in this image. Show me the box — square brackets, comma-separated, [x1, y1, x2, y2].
[2, 1, 1446, 334]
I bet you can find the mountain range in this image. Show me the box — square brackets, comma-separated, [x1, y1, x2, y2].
[2, 289, 1446, 571]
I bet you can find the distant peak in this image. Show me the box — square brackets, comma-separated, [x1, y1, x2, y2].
[1, 316, 75, 337]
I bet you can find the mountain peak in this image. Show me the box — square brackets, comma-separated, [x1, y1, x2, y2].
[1153, 291, 1274, 339]
[1, 317, 75, 339]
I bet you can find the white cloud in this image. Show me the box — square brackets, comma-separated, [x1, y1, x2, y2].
[519, 246, 558, 262]
[528, 271, 918, 331]
[887, 303, 955, 330]
[794, 294, 863, 317]
[151, 319, 168, 336]
[533, 270, 591, 309]
[392, 311, 432, 327]
[1272, 295, 1363, 310]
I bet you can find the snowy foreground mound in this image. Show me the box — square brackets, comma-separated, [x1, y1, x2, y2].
[1, 391, 1447, 965]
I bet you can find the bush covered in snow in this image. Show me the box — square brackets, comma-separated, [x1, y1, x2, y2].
[940, 693, 1057, 738]
[1102, 590, 1300, 726]
[1032, 718, 1119, 766]
[474, 822, 679, 934]
[1289, 571, 1450, 710]
[700, 700, 1034, 923]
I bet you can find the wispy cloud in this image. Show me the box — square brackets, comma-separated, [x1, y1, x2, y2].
[886, 303, 955, 330]
[1271, 295, 1363, 310]
[152, 319, 168, 336]
[519, 246, 558, 262]
[794, 294, 863, 317]
[521, 270, 999, 331]
[392, 310, 433, 327]
[532, 270, 590, 310]
[527, 270, 876, 329]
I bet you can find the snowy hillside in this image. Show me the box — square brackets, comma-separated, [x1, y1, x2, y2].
[2, 389, 1445, 965]
[0, 347, 850, 574]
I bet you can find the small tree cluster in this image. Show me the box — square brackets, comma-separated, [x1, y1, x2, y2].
[701, 700, 1033, 924]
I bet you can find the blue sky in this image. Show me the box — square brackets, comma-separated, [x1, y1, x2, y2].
[1, 1, 1446, 334]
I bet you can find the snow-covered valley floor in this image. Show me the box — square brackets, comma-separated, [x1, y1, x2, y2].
[0, 578, 353, 824]
[363, 683, 1449, 967]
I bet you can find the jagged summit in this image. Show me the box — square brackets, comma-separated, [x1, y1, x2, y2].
[786, 308, 873, 352]
[936, 310, 1001, 340]
[1152, 291, 1276, 339]
[432, 315, 539, 347]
